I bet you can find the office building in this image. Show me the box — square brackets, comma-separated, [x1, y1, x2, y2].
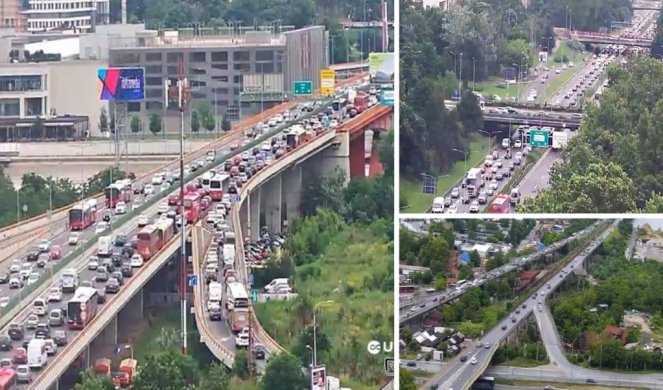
[22, 0, 109, 33]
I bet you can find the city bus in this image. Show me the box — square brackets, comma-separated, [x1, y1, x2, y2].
[68, 199, 97, 231]
[489, 194, 511, 213]
[183, 193, 202, 224]
[67, 287, 99, 330]
[136, 218, 175, 260]
[208, 174, 230, 201]
[226, 282, 249, 311]
[456, 279, 468, 289]
[105, 181, 132, 208]
[332, 98, 348, 111]
[199, 171, 215, 192]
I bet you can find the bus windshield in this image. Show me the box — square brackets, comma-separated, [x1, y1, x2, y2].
[69, 209, 83, 221]
[210, 180, 222, 189]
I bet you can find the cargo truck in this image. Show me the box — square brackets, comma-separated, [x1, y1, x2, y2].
[466, 168, 483, 198]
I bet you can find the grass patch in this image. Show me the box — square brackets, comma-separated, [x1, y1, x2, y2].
[507, 379, 647, 390]
[133, 310, 181, 362]
[229, 378, 261, 390]
[254, 218, 392, 390]
[543, 42, 590, 102]
[400, 133, 492, 212]
[475, 77, 526, 101]
[498, 356, 549, 367]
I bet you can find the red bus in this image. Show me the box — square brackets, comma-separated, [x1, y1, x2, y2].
[0, 368, 16, 390]
[489, 194, 511, 213]
[208, 174, 229, 201]
[183, 193, 202, 224]
[67, 287, 99, 330]
[105, 180, 132, 208]
[354, 91, 370, 113]
[137, 219, 175, 260]
[68, 199, 97, 231]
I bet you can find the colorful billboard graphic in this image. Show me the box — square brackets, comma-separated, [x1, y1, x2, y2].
[98, 67, 145, 101]
[368, 53, 394, 83]
[311, 365, 326, 390]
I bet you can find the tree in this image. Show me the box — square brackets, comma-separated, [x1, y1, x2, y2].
[148, 113, 162, 135]
[221, 116, 232, 132]
[132, 349, 198, 390]
[233, 349, 250, 379]
[74, 371, 115, 390]
[400, 368, 417, 390]
[418, 236, 451, 272]
[198, 362, 230, 390]
[434, 277, 447, 291]
[202, 112, 216, 132]
[260, 352, 308, 390]
[130, 115, 141, 133]
[98, 107, 109, 133]
[190, 109, 201, 132]
[470, 250, 482, 267]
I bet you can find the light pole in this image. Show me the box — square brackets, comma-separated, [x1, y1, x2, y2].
[459, 52, 464, 98]
[451, 148, 470, 174]
[477, 130, 499, 152]
[449, 51, 457, 76]
[344, 27, 350, 62]
[472, 57, 476, 91]
[305, 345, 313, 368]
[312, 300, 334, 367]
[45, 182, 53, 240]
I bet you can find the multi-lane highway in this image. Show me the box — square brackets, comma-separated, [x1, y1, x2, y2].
[0, 82, 375, 386]
[421, 221, 615, 390]
[399, 222, 600, 322]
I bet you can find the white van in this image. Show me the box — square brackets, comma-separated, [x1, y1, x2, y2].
[97, 236, 113, 257]
[264, 278, 290, 293]
[502, 138, 510, 148]
[431, 197, 445, 214]
[33, 298, 47, 316]
[222, 244, 235, 267]
[27, 338, 48, 369]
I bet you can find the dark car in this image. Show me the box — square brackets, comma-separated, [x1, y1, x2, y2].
[460, 355, 468, 362]
[95, 268, 109, 283]
[501, 324, 507, 330]
[105, 278, 120, 294]
[102, 259, 115, 273]
[26, 249, 39, 262]
[586, 379, 596, 384]
[97, 290, 106, 304]
[0, 273, 10, 284]
[133, 184, 144, 195]
[111, 271, 124, 286]
[0, 335, 12, 351]
[53, 330, 67, 346]
[121, 245, 134, 258]
[35, 324, 50, 339]
[8, 324, 23, 341]
[120, 264, 133, 278]
[253, 343, 266, 359]
[111, 254, 124, 268]
[113, 235, 127, 247]
[36, 256, 48, 268]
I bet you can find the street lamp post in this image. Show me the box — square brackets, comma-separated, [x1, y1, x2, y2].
[472, 57, 476, 91]
[312, 300, 334, 367]
[451, 148, 470, 174]
[45, 183, 53, 240]
[449, 51, 457, 76]
[477, 129, 499, 151]
[459, 53, 464, 98]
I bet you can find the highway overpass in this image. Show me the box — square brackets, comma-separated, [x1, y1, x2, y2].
[0, 76, 393, 388]
[570, 31, 653, 47]
[482, 112, 582, 129]
[400, 223, 600, 324]
[421, 221, 616, 390]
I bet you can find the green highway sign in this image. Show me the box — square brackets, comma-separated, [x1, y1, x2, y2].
[530, 129, 549, 147]
[293, 81, 312, 95]
[251, 289, 259, 303]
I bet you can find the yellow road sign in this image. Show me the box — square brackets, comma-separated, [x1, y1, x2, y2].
[320, 69, 336, 96]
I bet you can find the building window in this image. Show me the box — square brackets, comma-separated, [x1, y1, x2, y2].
[145, 65, 162, 74]
[211, 51, 228, 62]
[0, 98, 19, 116]
[145, 53, 162, 62]
[233, 76, 241, 84]
[190, 52, 206, 62]
[0, 75, 42, 92]
[112, 51, 140, 64]
[211, 64, 228, 70]
[166, 52, 183, 63]
[167, 66, 179, 75]
[146, 101, 163, 111]
[145, 89, 163, 99]
[233, 51, 250, 62]
[212, 76, 229, 82]
[145, 77, 162, 86]
[190, 67, 206, 75]
[255, 50, 273, 61]
[128, 102, 141, 112]
[24, 97, 42, 116]
[190, 79, 207, 89]
[192, 92, 206, 99]
[233, 63, 250, 72]
[256, 63, 274, 73]
[212, 87, 229, 94]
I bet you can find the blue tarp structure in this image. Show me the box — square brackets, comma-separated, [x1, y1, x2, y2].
[459, 252, 471, 263]
[537, 243, 546, 251]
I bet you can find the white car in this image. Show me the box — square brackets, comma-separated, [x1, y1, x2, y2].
[130, 254, 144, 268]
[9, 261, 20, 273]
[9, 277, 22, 289]
[95, 221, 109, 234]
[235, 327, 250, 347]
[38, 239, 51, 252]
[450, 187, 460, 198]
[469, 201, 480, 213]
[47, 287, 62, 302]
[27, 272, 40, 285]
[144, 184, 155, 195]
[514, 140, 522, 148]
[151, 175, 163, 185]
[115, 201, 127, 214]
[137, 215, 150, 228]
[489, 180, 499, 190]
[88, 257, 99, 270]
[157, 203, 169, 215]
[68, 233, 80, 246]
[470, 357, 478, 365]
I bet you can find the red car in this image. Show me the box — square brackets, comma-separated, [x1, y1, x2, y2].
[49, 245, 62, 260]
[12, 347, 26, 364]
[168, 193, 180, 206]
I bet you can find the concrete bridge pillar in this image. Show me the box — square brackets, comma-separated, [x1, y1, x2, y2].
[282, 165, 302, 231]
[248, 189, 261, 241]
[318, 131, 350, 183]
[103, 316, 118, 346]
[349, 133, 366, 178]
[239, 197, 248, 239]
[260, 175, 282, 234]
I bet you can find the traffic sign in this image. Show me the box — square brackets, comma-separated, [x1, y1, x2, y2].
[251, 289, 259, 303]
[320, 69, 336, 96]
[421, 174, 437, 195]
[380, 89, 394, 106]
[188, 275, 197, 287]
[293, 81, 312, 95]
[530, 129, 549, 147]
[248, 273, 254, 286]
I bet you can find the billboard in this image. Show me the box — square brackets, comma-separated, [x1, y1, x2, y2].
[242, 74, 283, 94]
[320, 69, 335, 96]
[369, 53, 394, 83]
[311, 365, 326, 390]
[98, 67, 145, 101]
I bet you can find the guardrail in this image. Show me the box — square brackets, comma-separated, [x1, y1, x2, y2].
[0, 73, 369, 241]
[191, 223, 235, 367]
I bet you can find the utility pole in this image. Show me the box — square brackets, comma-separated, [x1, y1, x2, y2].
[167, 59, 192, 355]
